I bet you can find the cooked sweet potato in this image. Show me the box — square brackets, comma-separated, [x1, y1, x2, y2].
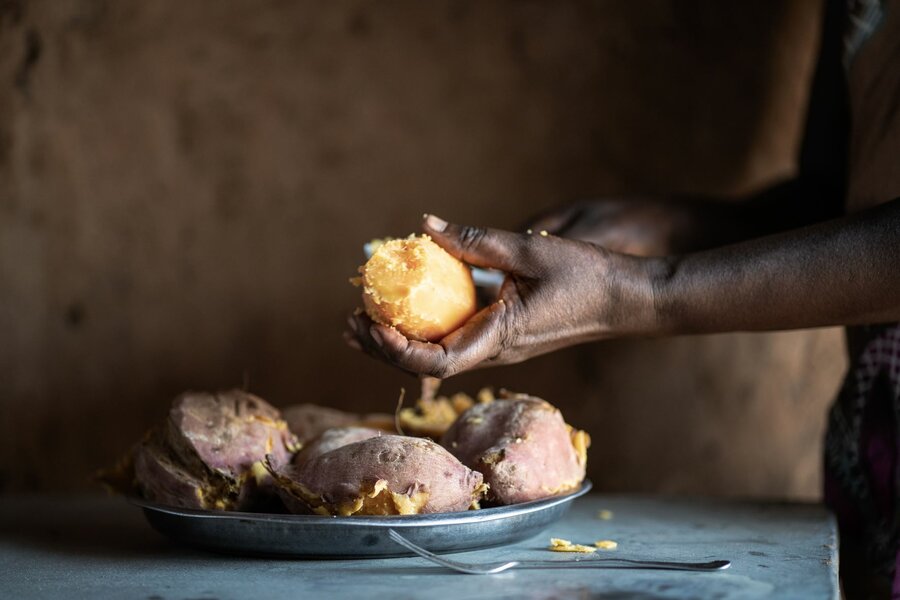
[166, 390, 297, 474]
[282, 403, 393, 444]
[131, 430, 208, 509]
[270, 435, 487, 516]
[397, 378, 494, 439]
[131, 389, 299, 510]
[355, 235, 477, 342]
[292, 426, 383, 467]
[441, 394, 590, 505]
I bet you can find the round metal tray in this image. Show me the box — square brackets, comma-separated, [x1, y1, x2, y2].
[132, 480, 591, 558]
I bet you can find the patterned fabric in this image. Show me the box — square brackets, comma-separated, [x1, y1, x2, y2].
[825, 323, 900, 593]
[825, 0, 897, 594]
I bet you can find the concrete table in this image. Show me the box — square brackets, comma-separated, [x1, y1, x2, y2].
[0, 494, 837, 599]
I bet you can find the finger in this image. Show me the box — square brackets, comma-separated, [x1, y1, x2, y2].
[347, 312, 399, 364]
[371, 300, 509, 378]
[342, 330, 362, 351]
[423, 214, 531, 275]
[523, 203, 583, 235]
[346, 312, 437, 378]
[368, 325, 449, 376]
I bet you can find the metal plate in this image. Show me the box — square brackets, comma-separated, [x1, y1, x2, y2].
[132, 480, 592, 558]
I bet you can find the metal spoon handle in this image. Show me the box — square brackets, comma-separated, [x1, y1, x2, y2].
[514, 558, 731, 572]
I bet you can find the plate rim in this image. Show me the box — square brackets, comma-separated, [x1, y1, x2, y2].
[129, 479, 592, 528]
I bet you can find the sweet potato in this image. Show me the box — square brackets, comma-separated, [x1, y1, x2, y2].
[131, 390, 299, 510]
[441, 394, 590, 505]
[397, 377, 494, 439]
[270, 435, 487, 516]
[131, 430, 208, 509]
[292, 426, 383, 467]
[282, 403, 393, 444]
[355, 235, 477, 342]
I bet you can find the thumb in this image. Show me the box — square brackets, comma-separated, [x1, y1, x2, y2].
[423, 214, 528, 274]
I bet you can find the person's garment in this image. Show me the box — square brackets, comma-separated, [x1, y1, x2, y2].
[823, 0, 900, 597]
[826, 324, 900, 597]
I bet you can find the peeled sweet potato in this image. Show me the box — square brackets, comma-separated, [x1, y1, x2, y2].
[355, 235, 477, 342]
[441, 394, 590, 505]
[131, 390, 299, 510]
[270, 435, 487, 516]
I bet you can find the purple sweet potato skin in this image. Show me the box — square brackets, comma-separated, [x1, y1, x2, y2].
[168, 390, 295, 476]
[282, 404, 361, 445]
[282, 404, 393, 444]
[441, 397, 585, 505]
[293, 427, 382, 468]
[133, 432, 205, 509]
[285, 435, 484, 514]
[131, 390, 297, 511]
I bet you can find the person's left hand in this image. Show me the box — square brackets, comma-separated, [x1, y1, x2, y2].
[345, 214, 660, 378]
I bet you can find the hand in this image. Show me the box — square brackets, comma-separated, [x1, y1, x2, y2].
[345, 214, 660, 378]
[527, 197, 724, 257]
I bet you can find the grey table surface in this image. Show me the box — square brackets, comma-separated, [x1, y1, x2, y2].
[0, 493, 837, 600]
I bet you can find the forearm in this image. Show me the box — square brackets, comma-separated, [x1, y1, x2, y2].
[650, 198, 900, 335]
[670, 178, 844, 251]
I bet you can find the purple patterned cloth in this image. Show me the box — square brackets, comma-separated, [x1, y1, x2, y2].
[825, 323, 900, 596]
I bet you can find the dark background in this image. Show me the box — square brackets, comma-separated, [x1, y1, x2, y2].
[0, 0, 843, 497]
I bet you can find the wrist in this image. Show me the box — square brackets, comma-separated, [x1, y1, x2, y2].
[645, 255, 681, 336]
[595, 253, 676, 338]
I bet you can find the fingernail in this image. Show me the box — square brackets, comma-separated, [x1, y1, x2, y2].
[425, 214, 448, 232]
[347, 316, 357, 332]
[370, 326, 383, 347]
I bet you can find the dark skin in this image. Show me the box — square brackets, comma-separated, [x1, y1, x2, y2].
[345, 0, 900, 380]
[345, 202, 900, 379]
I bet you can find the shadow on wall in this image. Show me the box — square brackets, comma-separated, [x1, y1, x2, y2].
[0, 0, 843, 496]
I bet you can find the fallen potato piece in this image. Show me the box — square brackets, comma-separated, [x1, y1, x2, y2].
[549, 538, 597, 553]
[441, 393, 590, 504]
[595, 540, 618, 550]
[269, 435, 487, 516]
[354, 235, 476, 342]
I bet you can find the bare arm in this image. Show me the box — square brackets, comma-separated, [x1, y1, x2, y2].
[524, 181, 840, 258]
[653, 197, 900, 334]
[348, 203, 900, 378]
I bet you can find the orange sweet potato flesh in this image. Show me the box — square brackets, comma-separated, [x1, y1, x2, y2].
[357, 235, 477, 342]
[441, 395, 589, 505]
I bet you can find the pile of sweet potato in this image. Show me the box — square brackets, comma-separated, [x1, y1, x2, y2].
[103, 385, 590, 516]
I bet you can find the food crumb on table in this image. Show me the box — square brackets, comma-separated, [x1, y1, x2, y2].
[595, 540, 618, 550]
[597, 509, 613, 520]
[549, 537, 597, 553]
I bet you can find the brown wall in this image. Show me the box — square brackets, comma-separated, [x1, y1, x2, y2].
[0, 0, 844, 497]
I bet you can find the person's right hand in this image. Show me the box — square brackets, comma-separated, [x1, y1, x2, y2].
[345, 214, 661, 379]
[526, 197, 720, 257]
